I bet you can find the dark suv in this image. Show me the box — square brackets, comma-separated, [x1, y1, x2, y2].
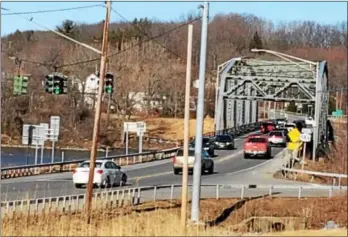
[214, 135, 235, 150]
[189, 137, 215, 157]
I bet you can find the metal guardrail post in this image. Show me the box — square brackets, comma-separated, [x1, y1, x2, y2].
[240, 185, 245, 199]
[137, 187, 141, 205]
[298, 187, 302, 199]
[216, 184, 219, 200]
[153, 186, 157, 202]
[170, 185, 174, 202]
[339, 177, 341, 190]
[328, 187, 333, 198]
[269, 186, 273, 198]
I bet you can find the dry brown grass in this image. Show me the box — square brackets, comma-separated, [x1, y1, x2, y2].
[144, 117, 215, 141]
[264, 229, 347, 236]
[2, 197, 347, 236]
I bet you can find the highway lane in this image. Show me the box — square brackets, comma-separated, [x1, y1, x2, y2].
[1, 132, 271, 201]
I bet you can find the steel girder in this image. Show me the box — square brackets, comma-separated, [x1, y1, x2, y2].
[313, 61, 329, 158]
[215, 57, 328, 157]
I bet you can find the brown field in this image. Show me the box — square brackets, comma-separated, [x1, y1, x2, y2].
[2, 196, 347, 236]
[144, 117, 215, 141]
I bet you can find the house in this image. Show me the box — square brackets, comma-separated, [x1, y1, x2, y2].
[128, 92, 166, 112]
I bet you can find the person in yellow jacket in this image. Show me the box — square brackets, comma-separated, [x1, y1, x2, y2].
[286, 122, 303, 163]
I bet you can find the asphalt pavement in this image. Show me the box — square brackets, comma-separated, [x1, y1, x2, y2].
[1, 132, 285, 201]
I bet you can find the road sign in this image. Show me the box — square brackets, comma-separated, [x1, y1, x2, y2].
[40, 123, 49, 141]
[22, 124, 45, 145]
[50, 116, 60, 141]
[288, 128, 301, 143]
[300, 133, 311, 142]
[302, 128, 313, 134]
[124, 122, 138, 133]
[287, 127, 301, 150]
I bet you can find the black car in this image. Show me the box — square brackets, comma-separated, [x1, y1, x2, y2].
[189, 137, 215, 157]
[214, 135, 235, 150]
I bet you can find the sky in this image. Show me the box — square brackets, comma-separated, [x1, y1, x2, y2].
[1, 1, 347, 36]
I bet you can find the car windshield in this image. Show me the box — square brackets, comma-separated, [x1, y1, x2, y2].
[285, 124, 295, 127]
[216, 136, 231, 142]
[177, 150, 195, 156]
[78, 162, 102, 168]
[248, 137, 267, 143]
[270, 131, 283, 137]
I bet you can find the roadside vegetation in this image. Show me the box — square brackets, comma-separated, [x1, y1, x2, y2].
[2, 197, 347, 236]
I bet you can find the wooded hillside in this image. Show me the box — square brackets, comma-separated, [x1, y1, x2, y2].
[1, 12, 347, 147]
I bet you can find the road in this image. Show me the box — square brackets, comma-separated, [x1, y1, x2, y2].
[1, 132, 286, 201]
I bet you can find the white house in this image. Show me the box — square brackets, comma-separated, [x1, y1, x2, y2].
[128, 92, 166, 112]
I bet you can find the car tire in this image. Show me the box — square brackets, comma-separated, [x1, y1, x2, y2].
[244, 153, 249, 159]
[201, 165, 205, 175]
[208, 165, 214, 174]
[99, 178, 108, 189]
[121, 174, 127, 186]
[174, 168, 180, 175]
[75, 184, 82, 189]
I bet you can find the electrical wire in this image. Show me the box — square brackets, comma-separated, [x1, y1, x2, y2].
[1, 4, 103, 15]
[57, 17, 201, 68]
[110, 8, 187, 61]
[1, 50, 52, 67]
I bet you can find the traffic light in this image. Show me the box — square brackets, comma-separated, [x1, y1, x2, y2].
[13, 75, 29, 95]
[21, 76, 28, 95]
[45, 73, 68, 94]
[13, 75, 22, 95]
[45, 74, 54, 93]
[53, 75, 61, 94]
[104, 72, 114, 94]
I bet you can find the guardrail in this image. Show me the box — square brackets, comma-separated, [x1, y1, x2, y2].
[1, 122, 261, 180]
[281, 167, 348, 187]
[137, 122, 261, 146]
[1, 183, 345, 216]
[0, 147, 179, 180]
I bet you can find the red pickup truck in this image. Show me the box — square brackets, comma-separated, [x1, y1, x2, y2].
[243, 134, 271, 159]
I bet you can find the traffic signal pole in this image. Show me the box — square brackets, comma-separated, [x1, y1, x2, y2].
[191, 1, 209, 223]
[85, 0, 111, 224]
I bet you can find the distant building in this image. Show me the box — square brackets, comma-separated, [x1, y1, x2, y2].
[128, 92, 166, 112]
[81, 73, 99, 108]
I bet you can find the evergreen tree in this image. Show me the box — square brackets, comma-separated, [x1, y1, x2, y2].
[249, 31, 263, 50]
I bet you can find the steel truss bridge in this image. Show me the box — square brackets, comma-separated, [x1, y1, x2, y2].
[215, 49, 329, 159]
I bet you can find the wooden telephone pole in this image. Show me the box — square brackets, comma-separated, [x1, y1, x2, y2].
[85, 0, 111, 224]
[181, 24, 193, 234]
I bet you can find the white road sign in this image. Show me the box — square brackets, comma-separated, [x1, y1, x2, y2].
[124, 122, 138, 133]
[22, 124, 45, 145]
[300, 133, 311, 142]
[40, 123, 49, 141]
[50, 116, 60, 141]
[124, 121, 146, 136]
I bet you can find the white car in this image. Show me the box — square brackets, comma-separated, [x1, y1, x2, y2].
[72, 160, 127, 189]
[284, 122, 296, 132]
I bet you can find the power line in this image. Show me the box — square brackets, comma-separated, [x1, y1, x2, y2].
[57, 17, 201, 68]
[1, 50, 52, 67]
[1, 4, 103, 15]
[110, 8, 187, 61]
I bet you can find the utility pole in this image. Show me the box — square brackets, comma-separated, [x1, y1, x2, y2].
[336, 91, 339, 110]
[85, 0, 111, 224]
[181, 24, 193, 234]
[191, 1, 209, 223]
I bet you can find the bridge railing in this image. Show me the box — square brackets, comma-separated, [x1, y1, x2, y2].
[0, 147, 179, 180]
[1, 183, 345, 216]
